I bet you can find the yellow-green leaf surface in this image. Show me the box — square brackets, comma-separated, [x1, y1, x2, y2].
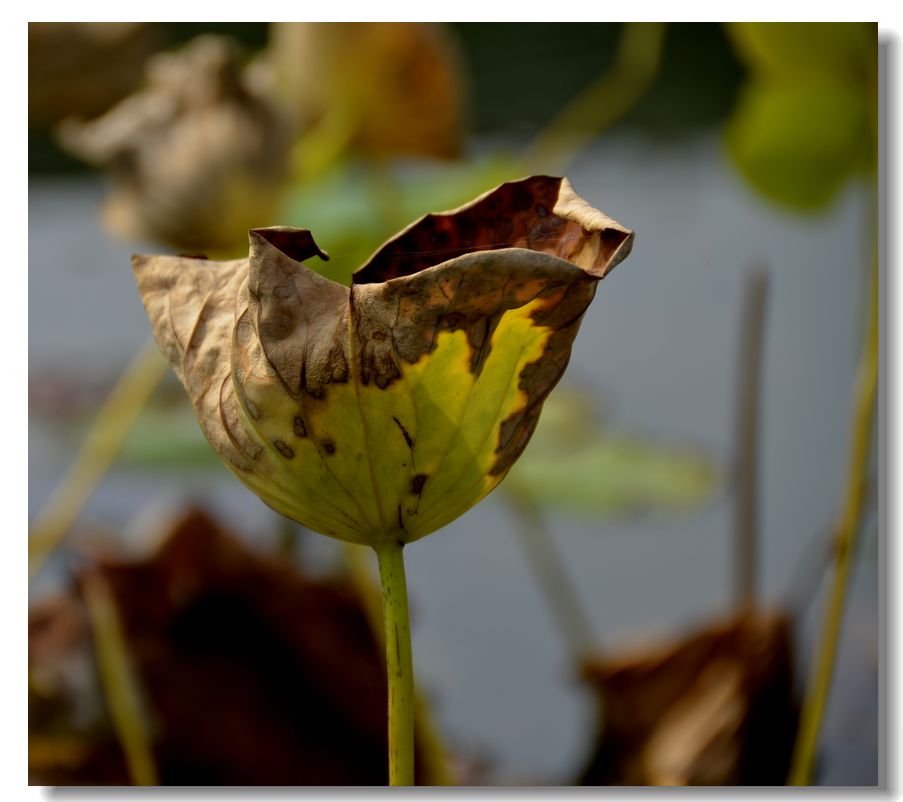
[133, 176, 634, 546]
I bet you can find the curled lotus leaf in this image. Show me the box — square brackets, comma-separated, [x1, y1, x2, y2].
[133, 176, 634, 546]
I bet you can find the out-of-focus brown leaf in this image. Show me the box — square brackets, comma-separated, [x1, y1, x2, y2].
[58, 34, 293, 253]
[28, 23, 160, 128]
[132, 177, 633, 546]
[28, 508, 437, 785]
[270, 22, 466, 160]
[578, 611, 798, 786]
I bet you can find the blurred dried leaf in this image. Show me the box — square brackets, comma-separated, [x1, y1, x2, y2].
[270, 23, 466, 161]
[578, 611, 798, 785]
[29, 23, 160, 128]
[58, 34, 293, 252]
[29, 508, 439, 785]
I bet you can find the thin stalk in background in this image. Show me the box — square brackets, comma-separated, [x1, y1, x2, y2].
[291, 101, 358, 184]
[82, 571, 159, 786]
[374, 541, 416, 786]
[29, 339, 168, 579]
[523, 22, 667, 175]
[506, 493, 595, 662]
[733, 269, 769, 610]
[788, 223, 878, 786]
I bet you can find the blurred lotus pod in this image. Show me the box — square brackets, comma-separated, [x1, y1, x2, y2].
[270, 22, 466, 161]
[29, 22, 160, 128]
[132, 176, 633, 546]
[58, 34, 294, 253]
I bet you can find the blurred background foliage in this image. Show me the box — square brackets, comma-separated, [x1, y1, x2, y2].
[725, 22, 876, 210]
[29, 22, 878, 787]
[29, 23, 747, 173]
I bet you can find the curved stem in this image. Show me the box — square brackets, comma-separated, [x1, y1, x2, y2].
[374, 540, 415, 786]
[29, 339, 168, 579]
[523, 22, 666, 175]
[788, 224, 878, 785]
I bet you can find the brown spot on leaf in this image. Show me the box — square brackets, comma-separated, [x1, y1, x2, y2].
[322, 439, 336, 455]
[241, 393, 261, 422]
[293, 416, 307, 437]
[274, 440, 295, 459]
[393, 417, 413, 450]
[410, 474, 428, 496]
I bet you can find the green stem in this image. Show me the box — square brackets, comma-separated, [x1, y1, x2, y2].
[342, 542, 453, 785]
[374, 540, 415, 786]
[82, 572, 159, 786]
[29, 338, 168, 579]
[788, 223, 878, 785]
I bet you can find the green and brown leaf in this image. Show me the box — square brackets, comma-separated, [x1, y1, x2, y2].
[132, 176, 633, 545]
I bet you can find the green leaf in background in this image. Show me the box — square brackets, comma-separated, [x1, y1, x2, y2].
[725, 79, 871, 211]
[118, 403, 225, 471]
[727, 23, 876, 82]
[505, 390, 717, 518]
